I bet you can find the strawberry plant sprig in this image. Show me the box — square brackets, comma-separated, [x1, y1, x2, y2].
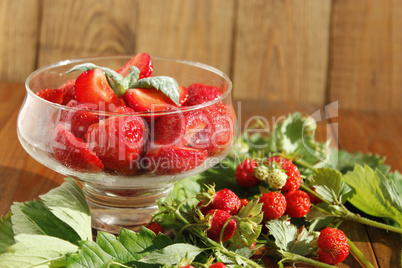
[67, 63, 180, 105]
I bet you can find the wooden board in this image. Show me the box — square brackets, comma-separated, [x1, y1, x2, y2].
[232, 0, 332, 106]
[329, 0, 402, 112]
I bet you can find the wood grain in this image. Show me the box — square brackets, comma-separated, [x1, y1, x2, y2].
[232, 0, 332, 106]
[37, 0, 139, 67]
[329, 0, 402, 112]
[0, 0, 40, 82]
[136, 0, 235, 76]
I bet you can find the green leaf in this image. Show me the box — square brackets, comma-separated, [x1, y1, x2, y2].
[266, 219, 298, 251]
[0, 213, 15, 253]
[139, 243, 202, 265]
[343, 165, 402, 227]
[66, 240, 115, 268]
[123, 66, 140, 88]
[288, 227, 316, 256]
[336, 149, 390, 175]
[40, 178, 92, 241]
[312, 168, 346, 203]
[131, 76, 180, 105]
[0, 234, 78, 268]
[10, 200, 82, 245]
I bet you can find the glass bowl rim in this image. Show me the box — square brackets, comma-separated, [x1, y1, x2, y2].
[24, 55, 233, 116]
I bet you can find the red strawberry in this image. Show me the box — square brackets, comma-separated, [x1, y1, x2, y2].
[113, 105, 136, 115]
[284, 190, 311, 218]
[240, 198, 249, 208]
[209, 263, 227, 268]
[258, 192, 287, 220]
[205, 188, 241, 215]
[265, 156, 301, 193]
[52, 124, 104, 172]
[317, 227, 350, 265]
[183, 83, 222, 106]
[205, 209, 236, 242]
[144, 145, 208, 175]
[117, 52, 153, 79]
[36, 88, 63, 104]
[153, 110, 208, 146]
[145, 222, 164, 235]
[74, 69, 121, 111]
[306, 187, 323, 205]
[85, 115, 148, 174]
[58, 79, 76, 105]
[122, 86, 188, 113]
[190, 102, 235, 155]
[60, 100, 99, 140]
[235, 159, 260, 188]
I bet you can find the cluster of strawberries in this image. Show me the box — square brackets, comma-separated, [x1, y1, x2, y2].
[36, 53, 235, 176]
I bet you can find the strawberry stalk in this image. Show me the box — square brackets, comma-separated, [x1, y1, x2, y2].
[346, 237, 376, 268]
[277, 251, 337, 268]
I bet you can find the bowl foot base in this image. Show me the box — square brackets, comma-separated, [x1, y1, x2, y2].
[83, 183, 174, 234]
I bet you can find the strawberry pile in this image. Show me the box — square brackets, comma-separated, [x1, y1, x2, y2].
[35, 53, 235, 176]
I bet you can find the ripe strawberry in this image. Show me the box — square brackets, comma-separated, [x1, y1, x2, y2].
[58, 79, 76, 105]
[144, 145, 208, 175]
[122, 86, 188, 113]
[117, 52, 153, 79]
[74, 69, 121, 111]
[36, 88, 63, 104]
[306, 187, 323, 205]
[317, 227, 350, 265]
[145, 222, 164, 235]
[258, 192, 287, 220]
[235, 159, 260, 188]
[85, 115, 148, 174]
[209, 263, 227, 268]
[240, 198, 249, 208]
[284, 190, 311, 218]
[60, 100, 99, 140]
[183, 83, 222, 106]
[191, 102, 235, 155]
[52, 124, 104, 172]
[153, 110, 208, 146]
[205, 209, 236, 242]
[205, 188, 241, 215]
[265, 156, 301, 193]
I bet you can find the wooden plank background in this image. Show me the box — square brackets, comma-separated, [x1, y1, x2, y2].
[0, 0, 401, 112]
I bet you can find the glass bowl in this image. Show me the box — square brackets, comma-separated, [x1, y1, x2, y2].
[17, 56, 236, 233]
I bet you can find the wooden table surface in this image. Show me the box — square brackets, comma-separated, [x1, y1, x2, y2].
[0, 81, 401, 267]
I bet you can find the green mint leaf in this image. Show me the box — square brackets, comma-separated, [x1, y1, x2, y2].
[0, 234, 78, 268]
[266, 219, 298, 251]
[10, 199, 82, 245]
[343, 165, 402, 227]
[131, 76, 180, 105]
[66, 63, 127, 97]
[123, 66, 141, 88]
[39, 178, 92, 241]
[139, 243, 202, 265]
[0, 213, 15, 254]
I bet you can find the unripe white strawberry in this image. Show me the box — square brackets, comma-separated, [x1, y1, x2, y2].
[254, 165, 269, 181]
[267, 168, 287, 189]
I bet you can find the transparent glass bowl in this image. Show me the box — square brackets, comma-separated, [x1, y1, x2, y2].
[17, 56, 236, 233]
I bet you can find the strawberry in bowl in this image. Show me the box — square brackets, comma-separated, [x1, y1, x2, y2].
[17, 53, 236, 233]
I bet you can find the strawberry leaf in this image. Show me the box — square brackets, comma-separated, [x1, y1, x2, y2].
[131, 76, 180, 105]
[0, 234, 78, 268]
[266, 219, 298, 252]
[312, 168, 352, 203]
[343, 165, 402, 227]
[139, 243, 202, 265]
[0, 214, 14, 254]
[39, 178, 92, 241]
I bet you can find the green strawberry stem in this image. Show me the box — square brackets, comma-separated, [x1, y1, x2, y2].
[341, 205, 402, 234]
[293, 158, 317, 172]
[278, 250, 337, 268]
[346, 237, 375, 268]
[161, 202, 264, 268]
